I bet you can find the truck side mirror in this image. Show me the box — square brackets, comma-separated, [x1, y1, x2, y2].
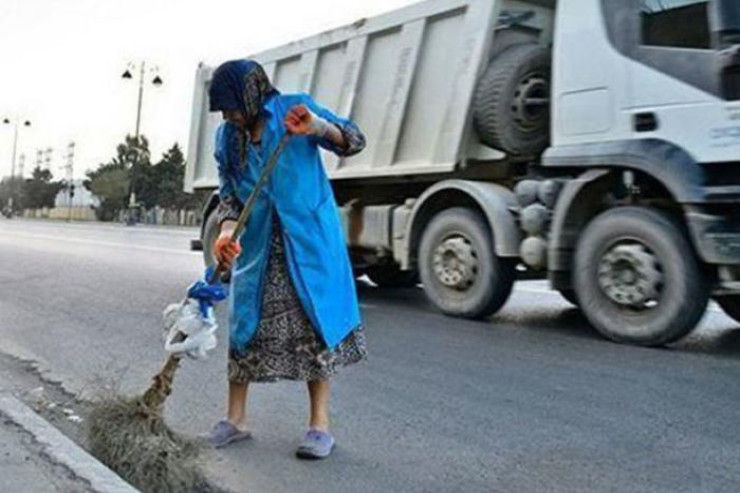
[712, 0, 740, 99]
[713, 0, 740, 47]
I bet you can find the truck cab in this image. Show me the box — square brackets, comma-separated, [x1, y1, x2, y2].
[538, 0, 740, 344]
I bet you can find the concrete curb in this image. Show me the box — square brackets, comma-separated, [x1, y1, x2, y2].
[0, 392, 140, 493]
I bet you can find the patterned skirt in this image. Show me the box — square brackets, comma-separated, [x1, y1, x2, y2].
[228, 217, 367, 384]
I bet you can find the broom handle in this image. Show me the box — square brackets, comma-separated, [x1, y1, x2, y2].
[207, 133, 292, 285]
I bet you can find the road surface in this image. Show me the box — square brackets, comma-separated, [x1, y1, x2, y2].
[1, 219, 739, 493]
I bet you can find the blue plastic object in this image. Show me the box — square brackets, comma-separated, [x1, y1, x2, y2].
[186, 266, 229, 317]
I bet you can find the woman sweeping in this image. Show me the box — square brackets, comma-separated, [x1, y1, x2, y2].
[206, 59, 367, 460]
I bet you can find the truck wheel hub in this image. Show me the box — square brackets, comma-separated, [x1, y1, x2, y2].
[512, 75, 549, 129]
[433, 237, 478, 289]
[597, 244, 663, 308]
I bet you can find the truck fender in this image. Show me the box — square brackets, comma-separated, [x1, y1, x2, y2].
[547, 169, 617, 276]
[543, 139, 705, 203]
[399, 180, 521, 269]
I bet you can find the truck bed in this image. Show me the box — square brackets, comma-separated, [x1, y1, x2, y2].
[185, 0, 553, 192]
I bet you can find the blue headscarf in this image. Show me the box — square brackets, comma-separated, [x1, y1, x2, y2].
[208, 59, 277, 129]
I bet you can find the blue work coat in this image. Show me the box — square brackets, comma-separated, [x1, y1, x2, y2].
[214, 93, 362, 353]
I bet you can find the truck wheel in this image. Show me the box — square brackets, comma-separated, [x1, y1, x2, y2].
[202, 211, 220, 268]
[366, 264, 419, 288]
[202, 211, 234, 283]
[574, 207, 708, 346]
[418, 207, 515, 319]
[714, 296, 740, 323]
[473, 43, 551, 156]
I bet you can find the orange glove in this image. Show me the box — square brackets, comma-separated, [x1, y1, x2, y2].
[214, 235, 242, 269]
[284, 104, 331, 137]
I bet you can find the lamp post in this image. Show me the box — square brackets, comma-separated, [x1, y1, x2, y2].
[121, 61, 163, 224]
[2, 117, 31, 213]
[64, 142, 75, 222]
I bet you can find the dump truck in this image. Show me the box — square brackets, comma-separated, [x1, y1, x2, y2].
[185, 0, 740, 346]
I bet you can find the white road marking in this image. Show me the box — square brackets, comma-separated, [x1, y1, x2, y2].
[0, 219, 197, 234]
[0, 231, 197, 256]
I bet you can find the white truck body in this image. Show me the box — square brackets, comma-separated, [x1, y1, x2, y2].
[186, 0, 740, 347]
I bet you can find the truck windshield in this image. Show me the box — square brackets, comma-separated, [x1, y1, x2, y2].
[640, 0, 711, 49]
[715, 0, 740, 46]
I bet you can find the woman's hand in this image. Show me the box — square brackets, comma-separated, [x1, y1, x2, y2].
[214, 221, 242, 269]
[284, 104, 347, 149]
[284, 105, 315, 135]
[284, 104, 333, 137]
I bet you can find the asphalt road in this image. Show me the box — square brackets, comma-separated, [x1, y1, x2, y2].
[1, 218, 739, 493]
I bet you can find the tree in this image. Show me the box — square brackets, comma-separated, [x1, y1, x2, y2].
[150, 143, 196, 210]
[125, 135, 155, 209]
[84, 136, 197, 221]
[84, 134, 149, 221]
[0, 176, 26, 213]
[85, 163, 130, 221]
[23, 167, 64, 210]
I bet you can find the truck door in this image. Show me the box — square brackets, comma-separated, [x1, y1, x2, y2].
[599, 0, 739, 160]
[630, 0, 719, 108]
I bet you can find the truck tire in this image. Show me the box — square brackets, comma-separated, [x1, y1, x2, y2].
[418, 207, 515, 319]
[574, 207, 708, 346]
[366, 264, 419, 288]
[714, 295, 740, 323]
[473, 43, 551, 156]
[203, 211, 234, 283]
[202, 211, 220, 268]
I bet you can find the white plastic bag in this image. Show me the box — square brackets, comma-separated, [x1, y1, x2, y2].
[162, 299, 218, 360]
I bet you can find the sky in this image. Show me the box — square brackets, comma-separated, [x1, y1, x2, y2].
[0, 0, 418, 181]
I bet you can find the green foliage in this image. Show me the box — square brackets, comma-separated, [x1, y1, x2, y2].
[0, 167, 63, 213]
[23, 166, 65, 210]
[0, 176, 26, 212]
[86, 163, 130, 221]
[150, 143, 197, 210]
[85, 135, 196, 221]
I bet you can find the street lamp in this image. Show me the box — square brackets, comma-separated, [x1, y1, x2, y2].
[121, 61, 163, 224]
[2, 117, 31, 213]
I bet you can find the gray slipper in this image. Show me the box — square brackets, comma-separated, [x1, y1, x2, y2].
[296, 429, 335, 460]
[207, 420, 252, 448]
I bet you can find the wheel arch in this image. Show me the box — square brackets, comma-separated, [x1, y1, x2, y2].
[399, 180, 521, 270]
[548, 167, 688, 289]
[542, 138, 706, 203]
[548, 170, 617, 286]
[199, 190, 221, 240]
